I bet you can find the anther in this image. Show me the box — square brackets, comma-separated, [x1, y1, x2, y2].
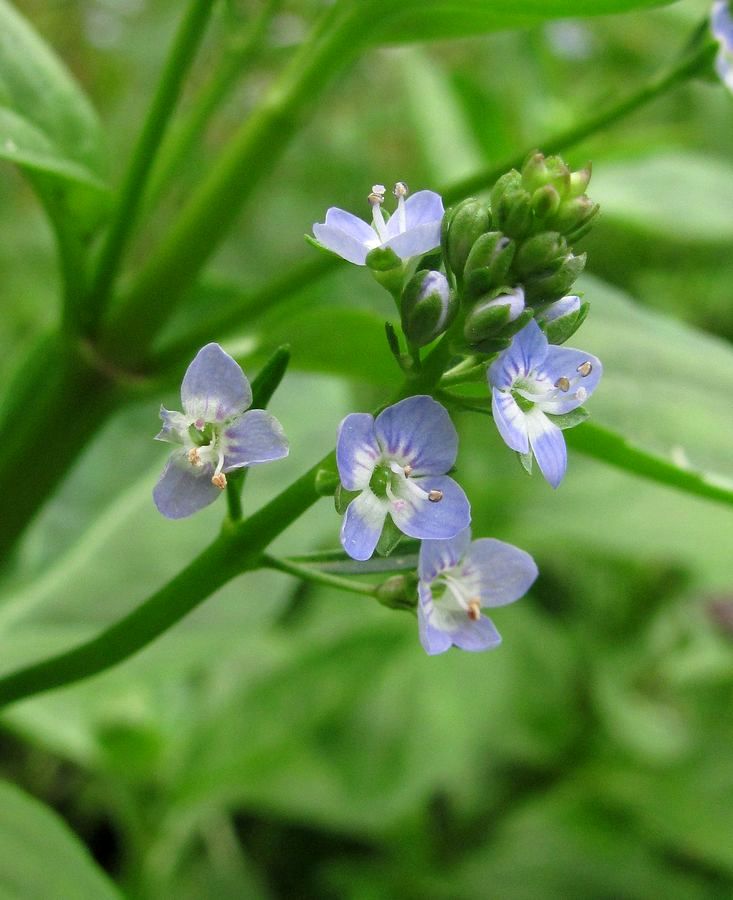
[368, 184, 386, 205]
[577, 360, 592, 377]
[467, 599, 481, 621]
[211, 472, 227, 490]
[403, 465, 413, 477]
[575, 387, 587, 403]
[187, 448, 202, 466]
[393, 181, 409, 198]
[554, 376, 570, 392]
[428, 489, 443, 502]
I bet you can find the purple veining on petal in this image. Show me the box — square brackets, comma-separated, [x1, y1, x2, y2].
[389, 474, 470, 541]
[341, 490, 388, 560]
[374, 395, 457, 475]
[526, 407, 567, 488]
[181, 343, 252, 424]
[418, 527, 472, 583]
[337, 412, 381, 491]
[223, 409, 289, 470]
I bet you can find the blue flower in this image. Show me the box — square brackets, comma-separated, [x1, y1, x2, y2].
[712, 1, 733, 91]
[336, 395, 470, 560]
[418, 527, 538, 655]
[313, 182, 444, 266]
[488, 319, 601, 488]
[154, 343, 288, 519]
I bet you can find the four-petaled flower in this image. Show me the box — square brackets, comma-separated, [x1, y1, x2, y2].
[313, 182, 444, 266]
[337, 395, 470, 560]
[712, 1, 733, 92]
[418, 527, 538, 655]
[154, 343, 289, 519]
[488, 319, 601, 488]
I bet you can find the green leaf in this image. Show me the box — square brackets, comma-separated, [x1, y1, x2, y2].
[0, 780, 121, 899]
[356, 0, 675, 44]
[0, 0, 109, 251]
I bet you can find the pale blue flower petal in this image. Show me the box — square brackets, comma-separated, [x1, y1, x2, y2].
[712, 0, 733, 50]
[383, 222, 442, 260]
[491, 389, 529, 454]
[324, 207, 377, 242]
[539, 347, 602, 414]
[222, 409, 289, 470]
[402, 190, 445, 229]
[418, 583, 454, 655]
[537, 294, 580, 323]
[336, 412, 381, 491]
[462, 538, 538, 607]
[153, 451, 221, 519]
[418, 527, 472, 582]
[181, 343, 252, 424]
[374, 395, 457, 475]
[451, 615, 502, 652]
[390, 474, 470, 541]
[341, 490, 388, 560]
[526, 407, 566, 488]
[418, 583, 502, 654]
[155, 406, 190, 444]
[488, 319, 548, 389]
[312, 224, 371, 265]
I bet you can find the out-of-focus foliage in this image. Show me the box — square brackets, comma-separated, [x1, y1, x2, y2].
[0, 0, 732, 897]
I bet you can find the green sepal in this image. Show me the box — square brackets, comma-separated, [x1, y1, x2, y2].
[518, 450, 533, 475]
[304, 233, 337, 256]
[366, 245, 402, 272]
[523, 252, 586, 305]
[401, 269, 457, 349]
[442, 197, 492, 283]
[545, 407, 590, 430]
[542, 300, 590, 345]
[463, 231, 516, 298]
[335, 483, 360, 515]
[513, 231, 567, 279]
[376, 515, 403, 557]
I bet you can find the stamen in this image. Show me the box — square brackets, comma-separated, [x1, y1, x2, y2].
[211, 473, 227, 490]
[554, 376, 570, 392]
[393, 181, 408, 233]
[368, 184, 388, 242]
[428, 489, 443, 502]
[393, 181, 409, 198]
[467, 599, 481, 621]
[577, 360, 592, 377]
[187, 448, 202, 466]
[403, 465, 413, 477]
[575, 387, 587, 403]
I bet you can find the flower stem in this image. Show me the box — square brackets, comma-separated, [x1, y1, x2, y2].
[81, 0, 218, 335]
[262, 553, 378, 597]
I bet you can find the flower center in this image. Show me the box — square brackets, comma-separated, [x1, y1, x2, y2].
[369, 463, 393, 499]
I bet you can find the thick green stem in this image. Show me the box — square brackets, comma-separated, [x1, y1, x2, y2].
[101, 4, 361, 365]
[82, 0, 218, 335]
[263, 553, 378, 597]
[146, 0, 284, 209]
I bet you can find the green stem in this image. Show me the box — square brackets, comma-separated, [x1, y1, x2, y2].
[225, 472, 244, 521]
[262, 553, 378, 597]
[101, 3, 361, 365]
[82, 0, 218, 335]
[146, 0, 284, 209]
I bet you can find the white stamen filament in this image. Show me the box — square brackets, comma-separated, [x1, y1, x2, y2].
[369, 184, 388, 242]
[393, 181, 408, 232]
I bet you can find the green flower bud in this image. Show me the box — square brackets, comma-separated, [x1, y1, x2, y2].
[568, 163, 592, 198]
[530, 184, 562, 219]
[463, 231, 516, 298]
[513, 231, 568, 279]
[548, 195, 599, 238]
[536, 294, 590, 344]
[523, 252, 586, 305]
[521, 151, 570, 196]
[442, 198, 492, 282]
[491, 172, 533, 239]
[463, 286, 525, 345]
[401, 270, 457, 348]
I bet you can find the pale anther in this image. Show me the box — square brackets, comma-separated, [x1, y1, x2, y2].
[211, 472, 227, 490]
[393, 181, 409, 198]
[575, 387, 587, 403]
[577, 360, 592, 377]
[187, 448, 202, 466]
[554, 376, 570, 392]
[369, 184, 386, 205]
[403, 464, 413, 477]
[467, 599, 481, 621]
[428, 489, 443, 502]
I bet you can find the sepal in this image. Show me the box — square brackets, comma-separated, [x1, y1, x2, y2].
[442, 197, 492, 284]
[335, 483, 360, 515]
[376, 573, 418, 611]
[463, 231, 516, 298]
[401, 270, 457, 348]
[376, 515, 404, 557]
[545, 407, 590, 430]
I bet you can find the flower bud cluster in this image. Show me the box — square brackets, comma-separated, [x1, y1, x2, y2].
[442, 151, 598, 349]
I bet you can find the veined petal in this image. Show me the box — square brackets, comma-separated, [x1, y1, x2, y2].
[390, 474, 470, 541]
[153, 451, 221, 519]
[222, 409, 288, 470]
[337, 413, 380, 491]
[539, 347, 602, 414]
[418, 584, 453, 655]
[526, 407, 567, 488]
[181, 343, 252, 424]
[418, 583, 502, 654]
[312, 224, 371, 265]
[491, 389, 529, 454]
[341, 490, 388, 561]
[489, 320, 548, 389]
[383, 222, 442, 260]
[155, 406, 190, 444]
[418, 527, 472, 582]
[461, 538, 538, 607]
[374, 395, 457, 474]
[324, 207, 377, 243]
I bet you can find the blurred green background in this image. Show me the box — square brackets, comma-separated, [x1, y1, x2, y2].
[1, 0, 733, 897]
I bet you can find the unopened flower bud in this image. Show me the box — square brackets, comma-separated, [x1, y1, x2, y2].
[463, 231, 516, 298]
[523, 252, 586, 304]
[442, 197, 492, 282]
[376, 574, 418, 611]
[521, 152, 570, 196]
[463, 287, 526, 345]
[531, 184, 562, 219]
[548, 194, 599, 238]
[513, 231, 568, 279]
[491, 172, 533, 239]
[568, 162, 592, 198]
[401, 270, 457, 348]
[535, 294, 589, 344]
